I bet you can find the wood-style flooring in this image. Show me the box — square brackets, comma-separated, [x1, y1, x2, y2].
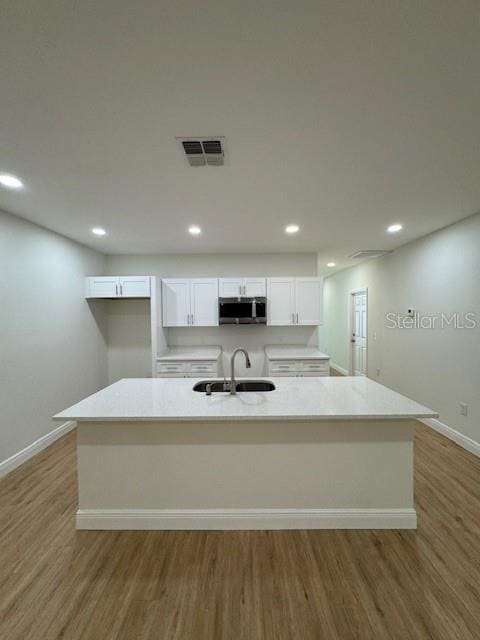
[1, 423, 479, 640]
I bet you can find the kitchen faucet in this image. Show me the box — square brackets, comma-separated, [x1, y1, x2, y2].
[229, 348, 252, 394]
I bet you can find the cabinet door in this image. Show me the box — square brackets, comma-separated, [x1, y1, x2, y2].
[190, 279, 219, 326]
[295, 278, 323, 325]
[219, 278, 243, 297]
[162, 279, 190, 326]
[86, 276, 119, 298]
[267, 278, 295, 325]
[119, 276, 151, 298]
[244, 277, 266, 297]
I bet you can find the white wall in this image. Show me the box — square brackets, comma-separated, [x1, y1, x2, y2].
[105, 253, 319, 379]
[105, 299, 152, 381]
[0, 211, 108, 464]
[320, 213, 480, 443]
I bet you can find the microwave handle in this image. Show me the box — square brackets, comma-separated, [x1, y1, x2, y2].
[252, 299, 256, 319]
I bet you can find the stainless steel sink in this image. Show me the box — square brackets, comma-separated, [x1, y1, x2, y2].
[235, 380, 275, 392]
[193, 380, 275, 393]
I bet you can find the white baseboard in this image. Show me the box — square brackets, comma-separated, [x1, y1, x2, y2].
[421, 417, 480, 458]
[76, 507, 417, 530]
[330, 362, 349, 376]
[0, 421, 76, 479]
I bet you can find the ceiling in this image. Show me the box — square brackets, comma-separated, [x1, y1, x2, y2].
[1, 1, 480, 273]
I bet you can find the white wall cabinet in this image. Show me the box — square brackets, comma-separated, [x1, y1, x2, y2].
[267, 278, 296, 325]
[267, 277, 323, 326]
[295, 277, 323, 325]
[162, 278, 218, 327]
[86, 276, 151, 298]
[219, 277, 266, 297]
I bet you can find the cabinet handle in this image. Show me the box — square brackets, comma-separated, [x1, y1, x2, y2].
[292, 312, 295, 324]
[296, 312, 299, 324]
[115, 284, 118, 296]
[120, 284, 123, 296]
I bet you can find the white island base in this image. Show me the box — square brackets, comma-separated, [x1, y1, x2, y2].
[76, 418, 417, 530]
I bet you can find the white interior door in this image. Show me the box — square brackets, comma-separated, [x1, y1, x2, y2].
[295, 278, 323, 325]
[119, 276, 151, 298]
[244, 277, 266, 297]
[351, 291, 367, 376]
[190, 279, 219, 326]
[267, 278, 295, 325]
[162, 279, 190, 326]
[219, 278, 243, 297]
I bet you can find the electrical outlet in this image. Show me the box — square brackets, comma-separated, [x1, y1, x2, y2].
[376, 368, 381, 377]
[460, 402, 468, 417]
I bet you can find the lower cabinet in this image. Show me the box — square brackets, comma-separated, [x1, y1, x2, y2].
[156, 360, 220, 378]
[267, 359, 330, 377]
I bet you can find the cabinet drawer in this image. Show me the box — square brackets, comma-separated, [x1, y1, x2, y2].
[300, 360, 330, 373]
[269, 361, 299, 373]
[157, 362, 187, 375]
[301, 371, 330, 377]
[189, 361, 218, 375]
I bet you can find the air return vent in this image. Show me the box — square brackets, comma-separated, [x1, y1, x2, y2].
[349, 250, 391, 260]
[177, 137, 225, 166]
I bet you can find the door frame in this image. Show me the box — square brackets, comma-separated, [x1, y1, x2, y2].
[348, 287, 368, 376]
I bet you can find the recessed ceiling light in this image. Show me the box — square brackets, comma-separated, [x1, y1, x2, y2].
[188, 225, 202, 235]
[327, 262, 336, 267]
[387, 223, 403, 234]
[91, 227, 107, 236]
[0, 173, 24, 189]
[285, 224, 299, 234]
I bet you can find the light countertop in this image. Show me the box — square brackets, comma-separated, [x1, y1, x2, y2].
[265, 345, 330, 360]
[54, 377, 437, 423]
[157, 346, 221, 361]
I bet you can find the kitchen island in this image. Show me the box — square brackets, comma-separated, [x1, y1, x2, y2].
[54, 377, 437, 530]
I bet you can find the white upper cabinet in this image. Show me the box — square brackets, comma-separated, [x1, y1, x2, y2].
[118, 276, 151, 298]
[244, 277, 266, 297]
[190, 279, 219, 326]
[87, 276, 120, 298]
[267, 277, 323, 326]
[219, 277, 266, 297]
[86, 276, 151, 298]
[162, 279, 191, 326]
[162, 278, 218, 327]
[219, 278, 243, 297]
[295, 277, 323, 325]
[267, 278, 295, 325]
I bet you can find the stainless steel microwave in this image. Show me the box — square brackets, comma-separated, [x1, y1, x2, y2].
[218, 297, 267, 325]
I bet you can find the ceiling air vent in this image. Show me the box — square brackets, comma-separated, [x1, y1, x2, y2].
[177, 137, 225, 166]
[349, 250, 391, 260]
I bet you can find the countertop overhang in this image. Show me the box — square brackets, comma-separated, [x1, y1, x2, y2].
[54, 377, 438, 423]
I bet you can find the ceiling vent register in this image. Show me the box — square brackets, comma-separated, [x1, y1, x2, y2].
[349, 250, 391, 260]
[177, 137, 225, 166]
